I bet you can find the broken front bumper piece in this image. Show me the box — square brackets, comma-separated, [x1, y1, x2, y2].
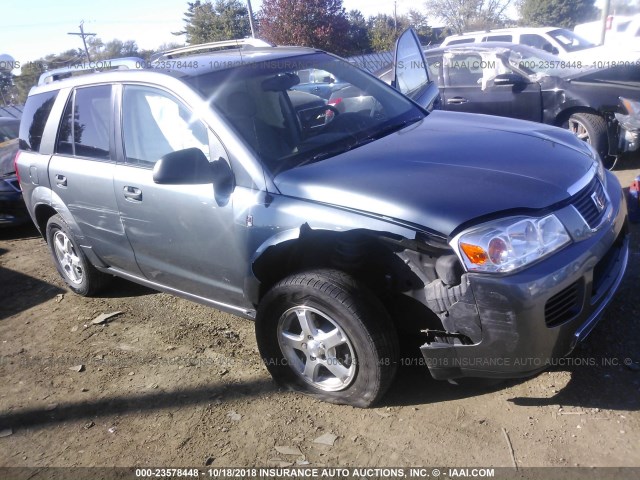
[616, 112, 640, 152]
[420, 175, 629, 381]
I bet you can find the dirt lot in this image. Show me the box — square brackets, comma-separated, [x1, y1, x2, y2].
[1, 160, 640, 471]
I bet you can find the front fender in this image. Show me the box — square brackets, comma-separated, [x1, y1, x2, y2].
[244, 194, 429, 305]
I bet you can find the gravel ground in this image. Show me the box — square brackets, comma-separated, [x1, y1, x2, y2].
[0, 155, 639, 471]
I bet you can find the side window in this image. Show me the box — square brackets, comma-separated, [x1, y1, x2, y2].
[521, 34, 555, 53]
[395, 29, 430, 96]
[56, 85, 112, 160]
[446, 54, 483, 87]
[448, 38, 475, 45]
[484, 35, 512, 42]
[19, 90, 58, 152]
[309, 69, 335, 84]
[122, 85, 216, 167]
[425, 56, 443, 85]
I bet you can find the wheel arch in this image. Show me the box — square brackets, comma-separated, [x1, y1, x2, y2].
[554, 105, 602, 127]
[34, 203, 58, 240]
[555, 107, 618, 158]
[249, 223, 460, 337]
[33, 198, 84, 244]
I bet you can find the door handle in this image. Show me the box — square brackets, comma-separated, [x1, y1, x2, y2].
[55, 174, 67, 187]
[447, 97, 469, 105]
[123, 186, 142, 202]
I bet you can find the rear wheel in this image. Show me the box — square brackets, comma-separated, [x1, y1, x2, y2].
[46, 214, 110, 296]
[256, 269, 398, 407]
[566, 112, 617, 170]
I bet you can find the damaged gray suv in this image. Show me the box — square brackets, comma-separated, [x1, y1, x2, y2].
[16, 31, 628, 407]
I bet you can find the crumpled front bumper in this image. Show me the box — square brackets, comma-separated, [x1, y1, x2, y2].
[615, 112, 640, 153]
[421, 175, 629, 381]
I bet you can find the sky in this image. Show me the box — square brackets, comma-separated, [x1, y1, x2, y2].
[1, 0, 608, 73]
[0, 0, 413, 72]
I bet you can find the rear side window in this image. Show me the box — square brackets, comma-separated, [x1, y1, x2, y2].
[448, 38, 475, 45]
[484, 35, 512, 42]
[19, 90, 58, 152]
[56, 85, 112, 160]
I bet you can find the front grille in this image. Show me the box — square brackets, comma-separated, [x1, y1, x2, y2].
[571, 177, 607, 229]
[545, 281, 582, 327]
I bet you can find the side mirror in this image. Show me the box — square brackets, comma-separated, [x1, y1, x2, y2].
[210, 157, 234, 201]
[153, 148, 213, 184]
[493, 73, 528, 86]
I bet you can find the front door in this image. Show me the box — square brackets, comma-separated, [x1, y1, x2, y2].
[440, 51, 542, 122]
[113, 84, 244, 305]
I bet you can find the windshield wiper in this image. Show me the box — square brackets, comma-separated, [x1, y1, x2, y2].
[286, 117, 424, 169]
[302, 139, 371, 165]
[365, 116, 423, 142]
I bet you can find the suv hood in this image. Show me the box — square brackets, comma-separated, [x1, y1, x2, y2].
[274, 111, 596, 236]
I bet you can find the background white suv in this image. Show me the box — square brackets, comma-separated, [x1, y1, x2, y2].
[440, 26, 638, 62]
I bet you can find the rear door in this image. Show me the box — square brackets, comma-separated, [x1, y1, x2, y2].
[393, 28, 441, 111]
[440, 51, 542, 122]
[48, 84, 140, 273]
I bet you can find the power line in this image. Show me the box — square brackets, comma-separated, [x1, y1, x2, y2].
[67, 21, 96, 61]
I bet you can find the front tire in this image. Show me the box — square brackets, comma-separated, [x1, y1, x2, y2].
[256, 270, 398, 408]
[566, 112, 616, 170]
[46, 214, 110, 296]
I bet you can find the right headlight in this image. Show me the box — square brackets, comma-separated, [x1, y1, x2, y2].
[451, 214, 571, 274]
[620, 97, 640, 118]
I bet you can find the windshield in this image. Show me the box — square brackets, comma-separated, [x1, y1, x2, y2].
[187, 53, 425, 174]
[547, 29, 595, 52]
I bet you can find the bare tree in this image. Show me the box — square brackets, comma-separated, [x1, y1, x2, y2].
[425, 0, 512, 34]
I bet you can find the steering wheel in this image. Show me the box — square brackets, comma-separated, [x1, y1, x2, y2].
[322, 111, 378, 136]
[324, 104, 340, 122]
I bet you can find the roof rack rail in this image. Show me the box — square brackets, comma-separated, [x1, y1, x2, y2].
[38, 57, 145, 86]
[152, 38, 274, 61]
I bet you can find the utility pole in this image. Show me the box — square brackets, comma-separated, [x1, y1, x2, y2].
[68, 21, 96, 61]
[247, 0, 256, 38]
[393, 0, 398, 33]
[600, 0, 611, 46]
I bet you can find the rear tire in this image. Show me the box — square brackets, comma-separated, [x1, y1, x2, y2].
[46, 214, 110, 296]
[256, 269, 398, 408]
[566, 112, 616, 170]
